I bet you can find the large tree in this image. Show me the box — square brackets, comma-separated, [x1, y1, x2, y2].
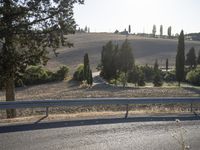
[176, 30, 185, 86]
[0, 0, 84, 118]
[185, 47, 197, 69]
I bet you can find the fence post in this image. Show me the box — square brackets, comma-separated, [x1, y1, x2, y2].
[46, 107, 49, 117]
[125, 104, 129, 119]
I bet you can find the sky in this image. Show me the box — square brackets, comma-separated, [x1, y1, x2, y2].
[74, 0, 200, 35]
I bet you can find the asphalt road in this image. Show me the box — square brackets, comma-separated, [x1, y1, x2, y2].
[0, 115, 200, 150]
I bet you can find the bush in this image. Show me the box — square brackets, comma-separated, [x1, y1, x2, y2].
[153, 72, 163, 87]
[163, 71, 176, 82]
[73, 64, 84, 81]
[140, 65, 154, 82]
[22, 65, 69, 86]
[186, 69, 200, 85]
[137, 70, 145, 86]
[53, 65, 69, 81]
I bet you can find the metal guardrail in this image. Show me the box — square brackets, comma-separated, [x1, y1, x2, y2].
[0, 97, 200, 118]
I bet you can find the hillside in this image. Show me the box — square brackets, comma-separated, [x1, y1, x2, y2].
[46, 33, 200, 74]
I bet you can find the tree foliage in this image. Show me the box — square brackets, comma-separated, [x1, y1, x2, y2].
[168, 26, 172, 38]
[176, 30, 185, 86]
[197, 50, 200, 65]
[160, 25, 163, 37]
[185, 47, 197, 69]
[152, 25, 156, 37]
[128, 25, 131, 34]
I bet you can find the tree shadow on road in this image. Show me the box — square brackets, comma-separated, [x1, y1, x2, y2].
[0, 114, 199, 133]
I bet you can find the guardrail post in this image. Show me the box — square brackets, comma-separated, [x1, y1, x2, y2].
[46, 107, 49, 117]
[190, 103, 193, 113]
[125, 104, 129, 119]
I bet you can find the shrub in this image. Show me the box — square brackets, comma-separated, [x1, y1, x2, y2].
[153, 72, 163, 87]
[73, 64, 84, 81]
[23, 66, 49, 85]
[163, 71, 176, 82]
[186, 69, 200, 85]
[53, 65, 69, 81]
[118, 72, 128, 88]
[140, 65, 154, 81]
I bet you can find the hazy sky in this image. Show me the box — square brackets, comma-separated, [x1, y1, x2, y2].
[74, 0, 200, 34]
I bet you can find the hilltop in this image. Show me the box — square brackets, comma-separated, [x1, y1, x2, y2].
[47, 33, 200, 74]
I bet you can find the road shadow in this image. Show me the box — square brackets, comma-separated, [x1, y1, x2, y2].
[0, 114, 200, 133]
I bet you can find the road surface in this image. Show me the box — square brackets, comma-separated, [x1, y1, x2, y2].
[0, 115, 200, 150]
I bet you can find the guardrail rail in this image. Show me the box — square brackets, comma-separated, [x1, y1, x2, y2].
[0, 97, 200, 118]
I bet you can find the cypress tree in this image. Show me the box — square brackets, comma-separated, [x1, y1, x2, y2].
[84, 53, 89, 80]
[197, 50, 200, 65]
[176, 30, 185, 86]
[154, 59, 159, 71]
[185, 47, 197, 69]
[166, 58, 169, 71]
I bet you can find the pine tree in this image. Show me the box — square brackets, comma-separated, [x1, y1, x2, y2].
[0, 0, 84, 118]
[176, 30, 185, 86]
[185, 47, 197, 69]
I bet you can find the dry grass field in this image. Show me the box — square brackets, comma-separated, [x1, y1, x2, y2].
[46, 33, 200, 73]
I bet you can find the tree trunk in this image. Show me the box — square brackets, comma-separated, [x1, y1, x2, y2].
[5, 75, 16, 118]
[178, 81, 181, 87]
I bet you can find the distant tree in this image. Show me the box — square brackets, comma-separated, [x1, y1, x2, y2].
[137, 70, 145, 86]
[152, 25, 156, 37]
[160, 25, 163, 37]
[186, 47, 197, 69]
[84, 53, 89, 80]
[154, 59, 159, 71]
[84, 26, 88, 32]
[0, 0, 83, 118]
[197, 50, 200, 65]
[176, 30, 185, 86]
[114, 30, 119, 34]
[128, 25, 131, 34]
[166, 58, 169, 71]
[128, 66, 139, 86]
[153, 71, 163, 87]
[83, 53, 93, 85]
[168, 26, 172, 38]
[88, 69, 93, 86]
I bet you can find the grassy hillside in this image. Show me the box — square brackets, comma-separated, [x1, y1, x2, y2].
[46, 33, 200, 74]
